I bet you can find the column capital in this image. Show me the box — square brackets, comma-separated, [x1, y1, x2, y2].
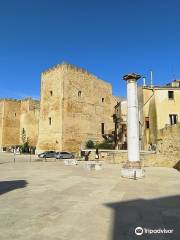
[123, 73, 141, 82]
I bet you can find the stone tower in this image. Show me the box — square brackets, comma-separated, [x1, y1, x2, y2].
[36, 62, 116, 153]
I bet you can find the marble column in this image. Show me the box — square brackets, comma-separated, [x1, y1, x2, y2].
[121, 73, 145, 179]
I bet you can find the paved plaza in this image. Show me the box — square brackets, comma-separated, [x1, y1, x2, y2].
[0, 152, 180, 240]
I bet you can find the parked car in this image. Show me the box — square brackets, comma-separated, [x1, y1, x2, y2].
[56, 152, 74, 159]
[38, 151, 57, 158]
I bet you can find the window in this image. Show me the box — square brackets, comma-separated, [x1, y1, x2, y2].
[78, 91, 82, 97]
[145, 117, 149, 129]
[102, 98, 104, 103]
[101, 123, 104, 135]
[169, 114, 178, 125]
[49, 117, 52, 125]
[15, 113, 16, 117]
[50, 91, 53, 96]
[168, 91, 174, 100]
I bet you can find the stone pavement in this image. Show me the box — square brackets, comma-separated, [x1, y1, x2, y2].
[0, 153, 180, 240]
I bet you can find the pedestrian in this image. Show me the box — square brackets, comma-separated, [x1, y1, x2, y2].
[95, 148, 99, 160]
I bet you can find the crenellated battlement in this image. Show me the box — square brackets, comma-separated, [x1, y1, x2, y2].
[0, 98, 21, 102]
[42, 61, 92, 75]
[0, 97, 39, 103]
[21, 97, 39, 103]
[21, 97, 33, 101]
[41, 61, 110, 86]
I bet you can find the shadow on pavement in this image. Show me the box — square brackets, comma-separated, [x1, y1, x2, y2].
[105, 195, 180, 240]
[0, 180, 28, 195]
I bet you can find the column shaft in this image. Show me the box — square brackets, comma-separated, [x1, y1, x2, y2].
[127, 80, 140, 162]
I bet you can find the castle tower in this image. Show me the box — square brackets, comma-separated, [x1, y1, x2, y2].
[36, 62, 116, 153]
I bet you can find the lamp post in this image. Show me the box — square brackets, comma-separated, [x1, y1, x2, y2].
[121, 73, 145, 179]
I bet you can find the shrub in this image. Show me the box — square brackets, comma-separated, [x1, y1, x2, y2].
[21, 142, 30, 153]
[85, 140, 95, 149]
[30, 146, 36, 154]
[96, 139, 114, 149]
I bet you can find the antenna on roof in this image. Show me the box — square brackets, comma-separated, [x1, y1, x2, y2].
[143, 77, 146, 87]
[150, 70, 153, 88]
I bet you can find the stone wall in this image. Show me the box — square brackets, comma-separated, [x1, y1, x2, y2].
[0, 99, 21, 148]
[0, 101, 4, 147]
[0, 98, 39, 150]
[156, 123, 180, 168]
[106, 150, 179, 168]
[106, 151, 156, 165]
[106, 123, 180, 169]
[20, 99, 40, 146]
[62, 64, 116, 152]
[36, 66, 64, 152]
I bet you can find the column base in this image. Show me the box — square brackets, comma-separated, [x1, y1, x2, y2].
[121, 161, 145, 179]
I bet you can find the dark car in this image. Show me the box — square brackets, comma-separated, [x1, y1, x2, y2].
[56, 152, 74, 159]
[38, 151, 57, 158]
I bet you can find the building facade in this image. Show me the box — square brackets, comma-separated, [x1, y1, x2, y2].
[113, 100, 127, 149]
[138, 80, 180, 150]
[36, 63, 116, 153]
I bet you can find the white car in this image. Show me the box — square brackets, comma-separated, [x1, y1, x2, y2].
[56, 152, 74, 159]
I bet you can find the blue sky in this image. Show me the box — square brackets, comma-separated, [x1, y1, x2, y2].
[0, 0, 180, 99]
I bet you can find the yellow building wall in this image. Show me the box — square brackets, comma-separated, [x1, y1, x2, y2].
[154, 89, 180, 129]
[138, 87, 156, 149]
[140, 87, 180, 150]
